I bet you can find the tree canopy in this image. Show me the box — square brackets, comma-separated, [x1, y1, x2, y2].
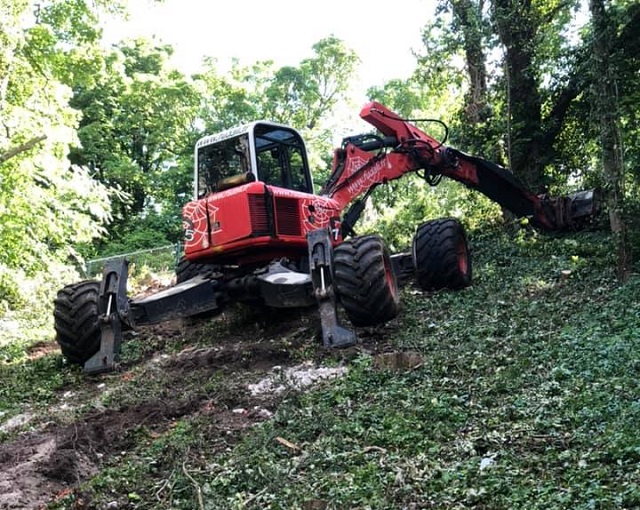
[1, 0, 639, 311]
[0, 0, 115, 306]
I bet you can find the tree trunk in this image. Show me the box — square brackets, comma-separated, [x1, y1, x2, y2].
[492, 0, 546, 193]
[449, 0, 489, 124]
[589, 0, 630, 281]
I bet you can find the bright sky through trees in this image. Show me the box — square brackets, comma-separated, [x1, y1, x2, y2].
[102, 0, 434, 99]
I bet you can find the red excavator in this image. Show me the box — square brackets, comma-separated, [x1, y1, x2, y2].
[53, 102, 598, 373]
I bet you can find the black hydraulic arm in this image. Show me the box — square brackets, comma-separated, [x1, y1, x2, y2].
[437, 148, 599, 230]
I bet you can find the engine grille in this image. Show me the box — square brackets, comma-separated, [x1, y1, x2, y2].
[275, 197, 301, 236]
[248, 194, 269, 235]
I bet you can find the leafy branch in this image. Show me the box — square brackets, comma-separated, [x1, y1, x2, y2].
[0, 135, 47, 165]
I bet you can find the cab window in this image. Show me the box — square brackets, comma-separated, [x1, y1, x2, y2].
[197, 135, 250, 197]
[254, 124, 311, 193]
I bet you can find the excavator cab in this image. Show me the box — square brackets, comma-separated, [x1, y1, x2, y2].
[194, 121, 314, 198]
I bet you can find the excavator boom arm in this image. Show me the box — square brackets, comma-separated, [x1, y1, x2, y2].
[322, 101, 598, 231]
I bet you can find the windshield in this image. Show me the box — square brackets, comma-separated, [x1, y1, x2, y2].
[197, 134, 250, 197]
[254, 124, 311, 192]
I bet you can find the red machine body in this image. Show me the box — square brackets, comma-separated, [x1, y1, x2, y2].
[182, 101, 596, 269]
[183, 183, 343, 266]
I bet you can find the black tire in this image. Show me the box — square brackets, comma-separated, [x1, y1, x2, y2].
[412, 218, 472, 291]
[334, 235, 400, 327]
[53, 280, 101, 364]
[175, 256, 219, 283]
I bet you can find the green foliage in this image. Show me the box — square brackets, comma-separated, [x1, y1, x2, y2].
[0, 266, 25, 312]
[262, 36, 360, 130]
[409, 0, 611, 194]
[0, 353, 79, 418]
[0, 260, 79, 350]
[96, 209, 182, 256]
[69, 38, 201, 229]
[85, 245, 178, 281]
[39, 227, 640, 510]
[0, 0, 113, 309]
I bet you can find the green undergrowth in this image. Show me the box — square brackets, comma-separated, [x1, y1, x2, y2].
[49, 225, 640, 509]
[0, 262, 188, 429]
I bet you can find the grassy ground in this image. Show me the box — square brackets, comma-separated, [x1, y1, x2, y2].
[1, 224, 639, 509]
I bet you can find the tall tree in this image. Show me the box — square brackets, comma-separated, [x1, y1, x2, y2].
[491, 0, 585, 191]
[608, 2, 640, 186]
[413, 0, 591, 192]
[589, 0, 630, 280]
[0, 0, 117, 307]
[195, 58, 265, 134]
[449, 0, 491, 124]
[261, 37, 359, 130]
[69, 39, 201, 245]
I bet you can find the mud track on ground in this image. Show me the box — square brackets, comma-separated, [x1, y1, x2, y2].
[0, 308, 350, 510]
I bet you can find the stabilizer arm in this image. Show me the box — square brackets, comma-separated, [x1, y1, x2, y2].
[84, 259, 130, 374]
[307, 228, 357, 348]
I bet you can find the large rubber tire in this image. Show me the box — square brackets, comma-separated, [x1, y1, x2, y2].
[53, 280, 101, 365]
[412, 218, 472, 291]
[334, 235, 400, 327]
[175, 256, 219, 283]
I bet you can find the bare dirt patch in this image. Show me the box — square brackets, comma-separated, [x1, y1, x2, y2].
[0, 312, 321, 510]
[0, 391, 202, 509]
[0, 435, 68, 510]
[25, 340, 60, 361]
[166, 337, 295, 373]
